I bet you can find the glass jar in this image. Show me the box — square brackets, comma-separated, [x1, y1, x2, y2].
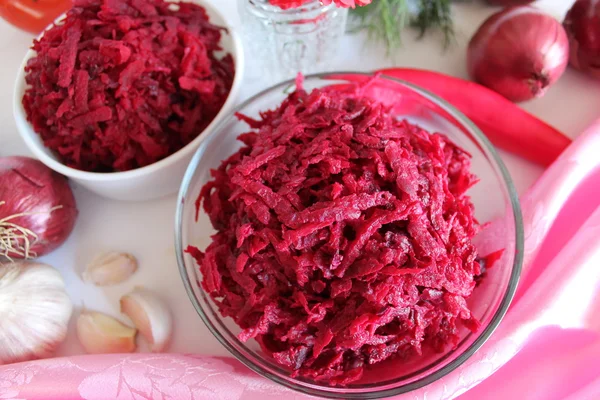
[237, 0, 348, 86]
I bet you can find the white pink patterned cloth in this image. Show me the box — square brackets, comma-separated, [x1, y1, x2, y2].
[3, 120, 600, 399]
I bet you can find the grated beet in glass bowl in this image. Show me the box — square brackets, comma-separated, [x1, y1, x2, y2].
[176, 73, 523, 398]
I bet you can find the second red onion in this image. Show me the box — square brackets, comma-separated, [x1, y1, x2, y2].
[564, 0, 600, 79]
[467, 6, 569, 102]
[0, 157, 78, 259]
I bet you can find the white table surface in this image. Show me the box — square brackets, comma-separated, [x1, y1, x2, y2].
[1, 0, 599, 359]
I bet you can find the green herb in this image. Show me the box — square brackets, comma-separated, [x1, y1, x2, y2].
[351, 0, 455, 54]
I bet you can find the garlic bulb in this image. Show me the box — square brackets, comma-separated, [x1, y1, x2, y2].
[0, 262, 73, 364]
[83, 252, 138, 286]
[120, 287, 173, 352]
[77, 310, 137, 354]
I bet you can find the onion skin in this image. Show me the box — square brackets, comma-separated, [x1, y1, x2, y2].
[564, 0, 600, 79]
[468, 6, 569, 102]
[0, 157, 78, 258]
[486, 0, 534, 5]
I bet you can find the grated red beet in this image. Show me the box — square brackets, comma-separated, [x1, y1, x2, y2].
[187, 77, 482, 385]
[22, 0, 234, 172]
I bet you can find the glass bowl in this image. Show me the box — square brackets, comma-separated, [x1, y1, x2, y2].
[175, 72, 523, 398]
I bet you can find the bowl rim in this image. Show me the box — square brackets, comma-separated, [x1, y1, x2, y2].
[12, 0, 245, 182]
[175, 71, 524, 399]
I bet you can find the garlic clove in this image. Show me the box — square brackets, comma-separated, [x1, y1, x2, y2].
[120, 287, 172, 352]
[0, 262, 73, 364]
[83, 252, 138, 286]
[77, 310, 137, 354]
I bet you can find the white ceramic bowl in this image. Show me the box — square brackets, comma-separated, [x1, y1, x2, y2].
[13, 1, 244, 201]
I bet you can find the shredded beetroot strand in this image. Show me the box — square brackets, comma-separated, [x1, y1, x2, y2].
[187, 76, 482, 385]
[22, 0, 234, 172]
[484, 249, 504, 269]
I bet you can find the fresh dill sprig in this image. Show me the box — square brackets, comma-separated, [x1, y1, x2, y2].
[351, 0, 455, 54]
[413, 0, 454, 47]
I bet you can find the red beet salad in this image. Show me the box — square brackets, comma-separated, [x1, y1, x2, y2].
[187, 77, 482, 385]
[22, 0, 234, 172]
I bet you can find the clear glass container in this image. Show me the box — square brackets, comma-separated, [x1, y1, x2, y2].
[237, 0, 348, 85]
[176, 72, 524, 398]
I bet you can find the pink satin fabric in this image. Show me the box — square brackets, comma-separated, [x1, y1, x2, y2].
[3, 121, 600, 399]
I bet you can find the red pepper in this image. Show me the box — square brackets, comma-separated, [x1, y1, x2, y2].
[328, 69, 571, 167]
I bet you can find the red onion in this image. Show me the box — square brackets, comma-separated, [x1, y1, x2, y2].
[0, 157, 78, 259]
[564, 0, 600, 79]
[467, 6, 569, 102]
[486, 0, 534, 5]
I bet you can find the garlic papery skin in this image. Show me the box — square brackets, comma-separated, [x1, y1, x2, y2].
[77, 310, 137, 354]
[0, 262, 73, 364]
[83, 252, 138, 286]
[120, 287, 172, 352]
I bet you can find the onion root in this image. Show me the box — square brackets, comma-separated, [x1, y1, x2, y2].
[0, 201, 63, 260]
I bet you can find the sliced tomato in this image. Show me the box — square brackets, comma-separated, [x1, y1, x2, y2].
[0, 0, 71, 34]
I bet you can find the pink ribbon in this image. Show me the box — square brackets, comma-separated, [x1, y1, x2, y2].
[3, 120, 600, 400]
